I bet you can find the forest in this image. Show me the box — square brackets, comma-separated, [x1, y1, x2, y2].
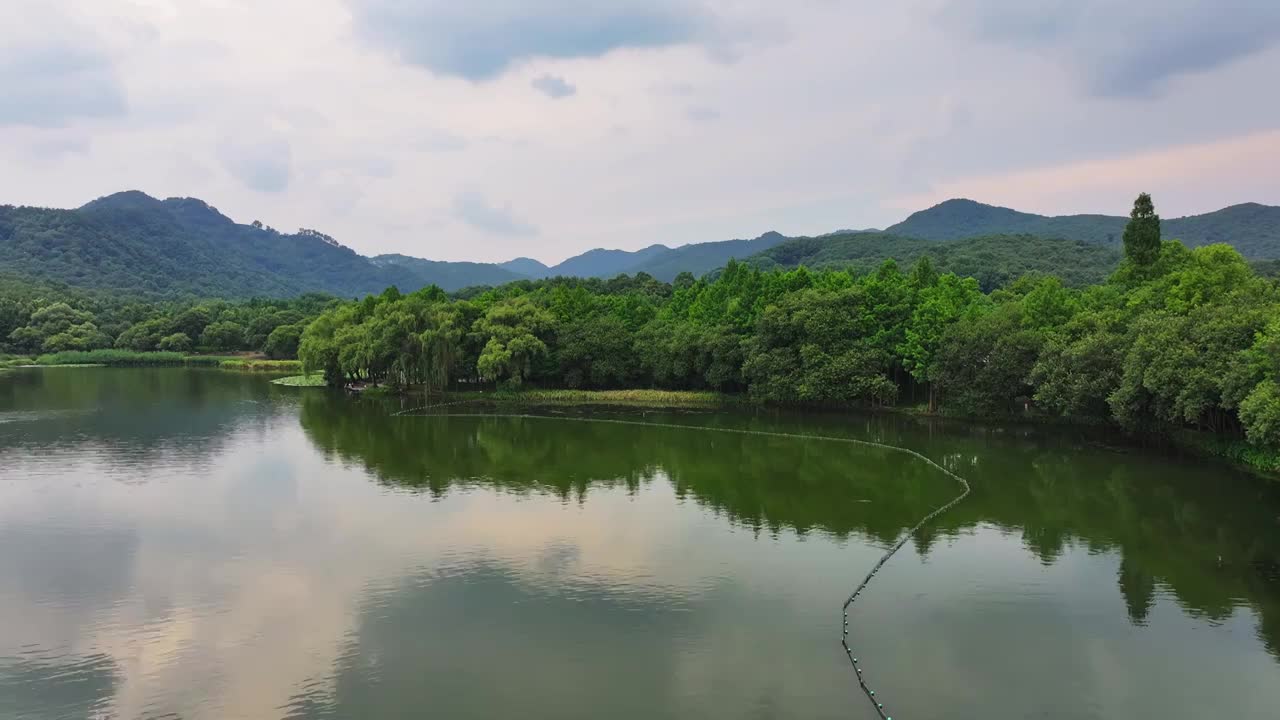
[0, 276, 335, 360]
[294, 195, 1280, 469]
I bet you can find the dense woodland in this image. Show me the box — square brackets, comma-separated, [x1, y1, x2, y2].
[0, 276, 334, 359]
[293, 195, 1280, 468]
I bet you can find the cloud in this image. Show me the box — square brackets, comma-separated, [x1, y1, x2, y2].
[0, 4, 128, 127]
[686, 105, 720, 122]
[946, 0, 1280, 97]
[891, 128, 1280, 218]
[348, 0, 714, 80]
[218, 135, 293, 193]
[414, 129, 469, 153]
[531, 74, 577, 99]
[453, 191, 538, 236]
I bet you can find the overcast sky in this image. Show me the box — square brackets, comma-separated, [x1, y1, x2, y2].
[2, 0, 1279, 264]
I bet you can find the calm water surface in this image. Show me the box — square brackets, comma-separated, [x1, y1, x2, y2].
[1, 368, 1278, 719]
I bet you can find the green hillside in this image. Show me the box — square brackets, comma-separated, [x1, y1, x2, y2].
[0, 192, 420, 298]
[630, 231, 790, 281]
[370, 254, 527, 290]
[886, 199, 1280, 257]
[547, 244, 670, 278]
[749, 232, 1121, 289]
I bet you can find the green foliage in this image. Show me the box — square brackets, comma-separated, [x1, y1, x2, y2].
[750, 232, 1121, 290]
[115, 318, 169, 351]
[1123, 193, 1162, 266]
[157, 332, 193, 352]
[886, 197, 1280, 259]
[0, 192, 423, 298]
[1239, 381, 1280, 447]
[934, 303, 1042, 416]
[36, 350, 187, 366]
[264, 324, 303, 359]
[200, 321, 246, 351]
[0, 273, 331, 360]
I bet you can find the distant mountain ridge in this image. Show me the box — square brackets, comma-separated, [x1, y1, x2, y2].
[2, 191, 1277, 299]
[887, 199, 1280, 257]
[370, 254, 527, 289]
[748, 232, 1121, 289]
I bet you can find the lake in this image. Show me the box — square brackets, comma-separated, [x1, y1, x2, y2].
[1, 367, 1278, 719]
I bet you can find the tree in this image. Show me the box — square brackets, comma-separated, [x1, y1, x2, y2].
[935, 304, 1042, 415]
[200, 321, 246, 351]
[473, 297, 553, 387]
[8, 302, 98, 353]
[157, 332, 193, 353]
[1122, 192, 1161, 267]
[115, 318, 169, 351]
[42, 322, 111, 352]
[899, 274, 987, 410]
[263, 324, 303, 359]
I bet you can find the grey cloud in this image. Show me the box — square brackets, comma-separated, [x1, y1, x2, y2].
[0, 45, 127, 127]
[686, 106, 720, 122]
[531, 74, 577, 99]
[348, 0, 714, 80]
[218, 135, 292, 193]
[947, 0, 1280, 97]
[415, 129, 469, 153]
[22, 133, 92, 159]
[453, 191, 538, 236]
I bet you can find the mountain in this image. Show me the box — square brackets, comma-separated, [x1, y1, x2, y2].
[749, 232, 1121, 289]
[546, 244, 671, 278]
[629, 231, 791, 281]
[4, 191, 1277, 300]
[531, 232, 791, 282]
[370, 254, 527, 290]
[498, 257, 551, 277]
[887, 199, 1280, 257]
[0, 191, 423, 298]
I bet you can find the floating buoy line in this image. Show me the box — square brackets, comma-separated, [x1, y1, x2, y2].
[395, 400, 972, 719]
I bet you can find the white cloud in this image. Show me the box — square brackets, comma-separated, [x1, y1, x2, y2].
[453, 191, 539, 237]
[0, 0, 1275, 264]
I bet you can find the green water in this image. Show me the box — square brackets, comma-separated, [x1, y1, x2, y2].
[1, 368, 1278, 719]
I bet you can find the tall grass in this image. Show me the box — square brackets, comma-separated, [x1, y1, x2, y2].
[32, 350, 301, 372]
[36, 350, 187, 366]
[0, 354, 32, 369]
[215, 358, 302, 372]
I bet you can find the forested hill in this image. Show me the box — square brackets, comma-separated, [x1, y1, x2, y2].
[370, 254, 527, 289]
[4, 191, 1278, 299]
[504, 233, 789, 281]
[0, 192, 423, 298]
[627, 231, 789, 281]
[887, 199, 1280, 257]
[747, 233, 1121, 290]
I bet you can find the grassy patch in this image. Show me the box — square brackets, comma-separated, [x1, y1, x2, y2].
[271, 374, 328, 387]
[217, 358, 302, 372]
[0, 354, 32, 369]
[32, 350, 301, 372]
[36, 350, 187, 366]
[449, 388, 732, 407]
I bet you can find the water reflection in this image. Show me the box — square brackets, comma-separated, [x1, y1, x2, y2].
[300, 392, 1280, 654]
[0, 368, 1278, 720]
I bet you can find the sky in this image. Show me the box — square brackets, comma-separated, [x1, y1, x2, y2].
[2, 0, 1279, 264]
